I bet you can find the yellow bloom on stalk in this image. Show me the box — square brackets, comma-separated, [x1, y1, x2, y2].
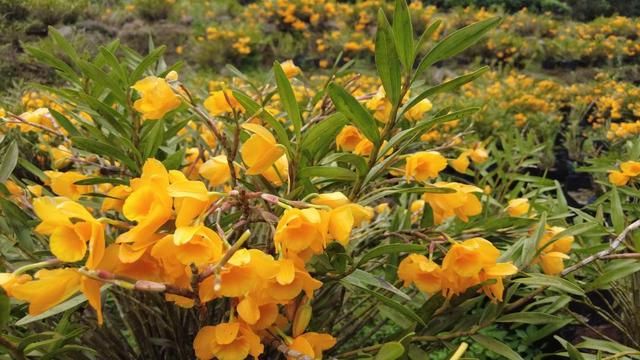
[450, 151, 470, 173]
[404, 98, 433, 121]
[312, 192, 373, 245]
[366, 86, 392, 123]
[240, 123, 285, 175]
[117, 159, 172, 247]
[193, 320, 263, 360]
[44, 171, 91, 200]
[11, 268, 82, 316]
[204, 90, 243, 116]
[398, 254, 442, 294]
[405, 151, 447, 182]
[442, 237, 517, 301]
[288, 332, 337, 360]
[33, 197, 105, 266]
[0, 273, 31, 297]
[199, 155, 233, 187]
[468, 143, 489, 164]
[422, 182, 483, 224]
[274, 208, 329, 256]
[50, 145, 72, 169]
[336, 125, 364, 152]
[262, 155, 289, 186]
[281, 59, 301, 78]
[153, 226, 223, 266]
[168, 170, 215, 227]
[609, 160, 640, 186]
[506, 198, 530, 217]
[131, 76, 181, 120]
[101, 185, 132, 213]
[535, 225, 574, 275]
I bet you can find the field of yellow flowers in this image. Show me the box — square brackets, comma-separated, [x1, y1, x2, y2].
[1, 0, 640, 359]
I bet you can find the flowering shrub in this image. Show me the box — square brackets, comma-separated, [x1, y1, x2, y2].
[0, 1, 640, 359]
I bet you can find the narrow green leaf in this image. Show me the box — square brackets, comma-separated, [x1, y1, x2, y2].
[48, 108, 80, 137]
[520, 212, 546, 266]
[0, 294, 9, 328]
[610, 187, 624, 233]
[472, 334, 524, 360]
[71, 137, 139, 173]
[328, 83, 380, 145]
[400, 66, 488, 117]
[392, 0, 414, 70]
[0, 141, 19, 183]
[343, 269, 410, 301]
[375, 9, 402, 105]
[74, 177, 129, 186]
[130, 46, 166, 83]
[48, 26, 79, 63]
[496, 312, 561, 325]
[375, 342, 404, 360]
[141, 119, 165, 159]
[301, 113, 348, 161]
[415, 16, 501, 79]
[415, 19, 442, 54]
[273, 61, 302, 141]
[298, 166, 356, 181]
[343, 283, 425, 325]
[358, 244, 425, 266]
[513, 273, 585, 296]
[16, 294, 86, 326]
[587, 260, 640, 290]
[566, 343, 586, 360]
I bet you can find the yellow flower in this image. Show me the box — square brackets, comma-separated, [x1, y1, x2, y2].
[132, 76, 181, 120]
[404, 98, 433, 121]
[193, 321, 263, 360]
[422, 182, 483, 224]
[539, 252, 570, 275]
[117, 159, 172, 246]
[450, 152, 470, 173]
[336, 125, 364, 152]
[204, 90, 243, 116]
[275, 208, 329, 255]
[33, 197, 104, 265]
[281, 59, 301, 78]
[262, 155, 289, 186]
[506, 198, 530, 217]
[398, 254, 442, 294]
[240, 123, 285, 175]
[468, 144, 489, 164]
[405, 151, 447, 182]
[312, 192, 372, 245]
[199, 155, 233, 187]
[101, 185, 132, 213]
[153, 226, 223, 266]
[288, 332, 336, 360]
[609, 170, 630, 186]
[11, 268, 81, 316]
[44, 171, 91, 200]
[534, 225, 574, 275]
[621, 160, 640, 176]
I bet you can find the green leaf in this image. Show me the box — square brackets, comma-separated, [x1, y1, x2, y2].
[71, 137, 139, 173]
[415, 20, 442, 54]
[73, 177, 129, 186]
[376, 9, 402, 105]
[141, 119, 165, 159]
[566, 343, 586, 360]
[48, 108, 80, 137]
[130, 46, 166, 83]
[392, 0, 414, 70]
[400, 66, 489, 117]
[0, 294, 9, 328]
[343, 282, 425, 325]
[587, 260, 640, 291]
[301, 113, 348, 161]
[358, 243, 425, 266]
[343, 269, 411, 301]
[471, 334, 524, 360]
[520, 212, 546, 266]
[375, 342, 405, 360]
[99, 45, 127, 84]
[48, 26, 79, 63]
[496, 312, 561, 325]
[610, 187, 624, 233]
[0, 141, 19, 183]
[298, 166, 356, 181]
[415, 16, 501, 79]
[273, 61, 302, 141]
[328, 83, 380, 145]
[513, 273, 585, 296]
